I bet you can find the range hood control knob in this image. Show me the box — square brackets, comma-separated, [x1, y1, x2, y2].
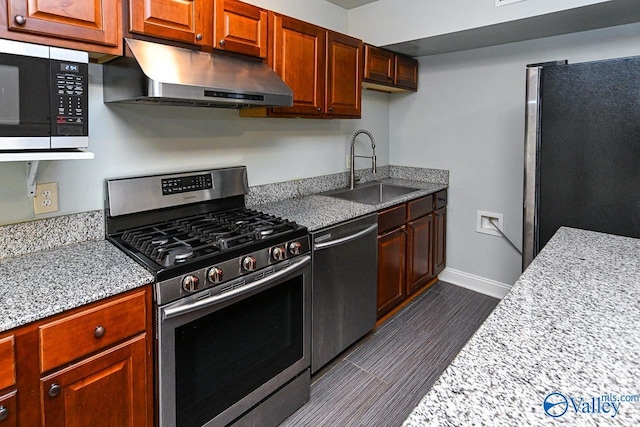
[288, 241, 302, 255]
[182, 275, 200, 292]
[271, 247, 286, 261]
[207, 267, 223, 283]
[242, 256, 257, 271]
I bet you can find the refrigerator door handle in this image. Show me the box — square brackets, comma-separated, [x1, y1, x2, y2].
[522, 65, 542, 271]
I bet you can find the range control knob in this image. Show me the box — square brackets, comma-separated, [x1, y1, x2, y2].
[182, 275, 200, 292]
[271, 246, 286, 261]
[207, 267, 223, 283]
[242, 256, 257, 271]
[288, 241, 302, 255]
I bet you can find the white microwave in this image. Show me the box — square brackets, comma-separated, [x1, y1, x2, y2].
[0, 39, 88, 150]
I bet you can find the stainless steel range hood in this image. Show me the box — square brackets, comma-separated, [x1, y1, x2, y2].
[103, 38, 293, 109]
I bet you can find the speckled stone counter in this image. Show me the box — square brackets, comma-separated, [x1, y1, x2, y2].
[403, 227, 640, 426]
[0, 239, 154, 332]
[256, 178, 448, 231]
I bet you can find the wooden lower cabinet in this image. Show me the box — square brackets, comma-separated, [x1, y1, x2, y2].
[41, 335, 148, 427]
[0, 286, 152, 427]
[376, 190, 447, 320]
[377, 227, 406, 318]
[434, 206, 447, 276]
[407, 213, 434, 294]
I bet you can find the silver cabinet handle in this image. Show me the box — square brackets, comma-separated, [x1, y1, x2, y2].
[196, 33, 203, 41]
[14, 15, 26, 25]
[48, 383, 62, 397]
[0, 405, 8, 421]
[94, 325, 105, 338]
[219, 39, 226, 47]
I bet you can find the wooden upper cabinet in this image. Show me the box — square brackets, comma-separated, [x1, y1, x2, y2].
[263, 12, 361, 119]
[364, 44, 394, 86]
[395, 54, 418, 90]
[214, 0, 267, 58]
[326, 31, 362, 118]
[269, 12, 326, 117]
[363, 43, 418, 92]
[129, 0, 213, 46]
[2, 0, 121, 55]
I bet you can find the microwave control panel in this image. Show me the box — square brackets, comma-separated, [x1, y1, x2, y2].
[51, 60, 89, 137]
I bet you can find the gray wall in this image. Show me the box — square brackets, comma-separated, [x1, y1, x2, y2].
[389, 22, 640, 285]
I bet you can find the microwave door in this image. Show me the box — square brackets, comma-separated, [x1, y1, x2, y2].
[0, 47, 51, 149]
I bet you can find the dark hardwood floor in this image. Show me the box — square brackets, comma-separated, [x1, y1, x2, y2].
[280, 281, 500, 427]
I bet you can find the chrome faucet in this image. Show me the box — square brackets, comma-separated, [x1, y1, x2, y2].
[350, 129, 377, 189]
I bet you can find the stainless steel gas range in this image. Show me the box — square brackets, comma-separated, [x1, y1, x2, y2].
[105, 166, 311, 427]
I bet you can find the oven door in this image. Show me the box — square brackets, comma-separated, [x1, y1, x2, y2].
[156, 255, 311, 427]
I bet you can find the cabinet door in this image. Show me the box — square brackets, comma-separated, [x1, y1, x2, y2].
[364, 44, 394, 85]
[326, 31, 362, 117]
[41, 335, 149, 427]
[433, 207, 447, 276]
[0, 336, 15, 391]
[0, 390, 17, 427]
[214, 0, 267, 58]
[270, 13, 325, 116]
[129, 0, 213, 46]
[407, 214, 434, 295]
[395, 54, 418, 91]
[6, 0, 120, 49]
[377, 227, 406, 319]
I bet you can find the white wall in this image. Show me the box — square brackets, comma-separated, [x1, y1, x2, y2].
[348, 0, 611, 46]
[389, 22, 640, 286]
[243, 0, 348, 32]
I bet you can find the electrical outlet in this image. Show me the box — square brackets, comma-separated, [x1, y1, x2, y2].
[33, 182, 59, 215]
[346, 154, 351, 169]
[476, 210, 503, 236]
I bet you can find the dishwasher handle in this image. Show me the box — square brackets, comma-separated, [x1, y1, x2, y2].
[313, 223, 378, 251]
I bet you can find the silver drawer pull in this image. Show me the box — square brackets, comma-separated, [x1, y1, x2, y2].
[94, 325, 105, 338]
[0, 405, 8, 421]
[48, 383, 61, 397]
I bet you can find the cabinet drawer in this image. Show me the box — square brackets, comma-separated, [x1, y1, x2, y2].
[407, 195, 434, 221]
[0, 336, 15, 390]
[378, 204, 406, 234]
[435, 189, 447, 210]
[39, 290, 147, 373]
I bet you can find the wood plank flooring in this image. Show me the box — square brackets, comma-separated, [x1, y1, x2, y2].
[280, 281, 500, 427]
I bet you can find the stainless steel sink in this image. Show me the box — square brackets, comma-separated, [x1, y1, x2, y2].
[323, 182, 421, 205]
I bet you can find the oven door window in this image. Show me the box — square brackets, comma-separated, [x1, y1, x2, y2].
[174, 276, 304, 427]
[0, 54, 50, 136]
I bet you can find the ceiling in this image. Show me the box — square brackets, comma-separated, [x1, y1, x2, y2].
[384, 0, 640, 57]
[325, 0, 378, 10]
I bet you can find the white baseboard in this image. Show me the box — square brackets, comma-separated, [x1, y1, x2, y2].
[438, 267, 511, 299]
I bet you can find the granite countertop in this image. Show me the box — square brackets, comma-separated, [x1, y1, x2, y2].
[0, 239, 154, 332]
[404, 227, 640, 426]
[0, 167, 448, 332]
[257, 178, 448, 231]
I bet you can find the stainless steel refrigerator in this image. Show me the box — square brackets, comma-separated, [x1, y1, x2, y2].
[523, 56, 640, 270]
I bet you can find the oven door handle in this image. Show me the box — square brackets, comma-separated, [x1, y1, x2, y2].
[162, 254, 311, 320]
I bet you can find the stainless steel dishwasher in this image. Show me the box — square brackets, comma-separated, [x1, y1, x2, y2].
[311, 213, 378, 373]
